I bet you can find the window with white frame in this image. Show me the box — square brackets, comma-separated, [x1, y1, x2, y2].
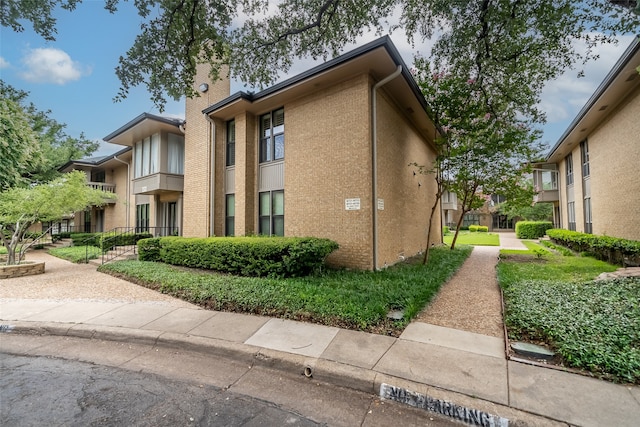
[580, 140, 590, 178]
[167, 133, 184, 174]
[226, 120, 235, 167]
[134, 134, 160, 178]
[225, 194, 235, 236]
[259, 108, 284, 163]
[567, 201, 576, 231]
[584, 197, 592, 234]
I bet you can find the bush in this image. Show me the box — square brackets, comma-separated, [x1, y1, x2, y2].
[547, 229, 640, 266]
[469, 225, 478, 232]
[138, 236, 339, 278]
[99, 231, 152, 250]
[442, 226, 450, 235]
[515, 221, 553, 239]
[70, 232, 100, 247]
[477, 225, 488, 232]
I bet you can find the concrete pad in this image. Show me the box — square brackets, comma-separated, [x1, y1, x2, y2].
[509, 361, 640, 427]
[375, 340, 508, 405]
[22, 301, 125, 323]
[84, 303, 177, 328]
[629, 386, 640, 406]
[245, 318, 339, 358]
[321, 329, 396, 369]
[401, 323, 505, 359]
[0, 300, 65, 320]
[141, 307, 216, 334]
[188, 311, 269, 342]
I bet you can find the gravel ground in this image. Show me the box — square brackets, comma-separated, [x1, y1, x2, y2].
[0, 250, 194, 307]
[413, 246, 504, 338]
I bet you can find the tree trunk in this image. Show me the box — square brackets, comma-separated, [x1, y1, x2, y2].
[422, 195, 441, 265]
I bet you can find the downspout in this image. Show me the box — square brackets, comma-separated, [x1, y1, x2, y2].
[112, 155, 130, 229]
[205, 114, 216, 236]
[371, 65, 402, 270]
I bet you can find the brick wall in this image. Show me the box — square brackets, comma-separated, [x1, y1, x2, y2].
[588, 85, 640, 240]
[182, 63, 230, 236]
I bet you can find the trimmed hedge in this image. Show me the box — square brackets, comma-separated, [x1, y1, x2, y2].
[443, 226, 450, 235]
[70, 231, 152, 250]
[138, 236, 339, 278]
[547, 229, 640, 266]
[469, 225, 488, 233]
[515, 221, 553, 239]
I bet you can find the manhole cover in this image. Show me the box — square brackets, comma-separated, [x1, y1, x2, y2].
[511, 342, 555, 359]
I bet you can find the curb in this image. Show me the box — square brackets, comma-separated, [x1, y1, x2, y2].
[2, 321, 567, 426]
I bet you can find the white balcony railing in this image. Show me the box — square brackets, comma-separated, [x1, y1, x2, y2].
[88, 182, 116, 193]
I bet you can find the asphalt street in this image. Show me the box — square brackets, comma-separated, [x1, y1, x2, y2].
[1, 334, 462, 426]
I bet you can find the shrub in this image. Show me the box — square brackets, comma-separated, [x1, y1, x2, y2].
[70, 232, 100, 247]
[469, 225, 479, 232]
[477, 225, 488, 233]
[515, 221, 553, 239]
[138, 236, 339, 278]
[99, 231, 152, 250]
[442, 226, 450, 235]
[547, 229, 640, 266]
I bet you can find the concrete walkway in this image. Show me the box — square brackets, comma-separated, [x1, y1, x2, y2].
[1, 232, 639, 427]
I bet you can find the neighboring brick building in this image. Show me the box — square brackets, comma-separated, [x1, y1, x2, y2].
[185, 36, 440, 269]
[64, 37, 440, 269]
[532, 37, 640, 240]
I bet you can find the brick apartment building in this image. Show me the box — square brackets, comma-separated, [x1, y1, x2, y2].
[63, 37, 441, 269]
[532, 37, 640, 240]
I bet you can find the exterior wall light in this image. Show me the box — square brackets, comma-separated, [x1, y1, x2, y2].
[198, 83, 209, 93]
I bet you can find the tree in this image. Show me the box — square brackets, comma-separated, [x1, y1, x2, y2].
[0, 81, 99, 185]
[0, 171, 113, 265]
[499, 201, 554, 222]
[2, 1, 637, 110]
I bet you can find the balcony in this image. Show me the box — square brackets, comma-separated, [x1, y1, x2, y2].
[88, 182, 116, 203]
[533, 168, 559, 203]
[133, 172, 184, 195]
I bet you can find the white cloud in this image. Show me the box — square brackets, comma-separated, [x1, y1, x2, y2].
[0, 57, 9, 69]
[19, 47, 90, 84]
[539, 34, 635, 124]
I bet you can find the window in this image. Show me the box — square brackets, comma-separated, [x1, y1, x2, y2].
[567, 201, 576, 231]
[226, 120, 236, 167]
[490, 194, 505, 206]
[134, 134, 160, 178]
[580, 140, 590, 178]
[259, 108, 284, 163]
[462, 213, 480, 228]
[167, 134, 184, 174]
[584, 197, 592, 234]
[136, 204, 149, 232]
[225, 194, 235, 236]
[565, 153, 574, 185]
[259, 190, 284, 236]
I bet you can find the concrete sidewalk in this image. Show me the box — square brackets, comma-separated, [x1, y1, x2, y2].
[1, 233, 639, 426]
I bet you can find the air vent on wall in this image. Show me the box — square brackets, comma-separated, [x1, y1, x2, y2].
[599, 105, 608, 111]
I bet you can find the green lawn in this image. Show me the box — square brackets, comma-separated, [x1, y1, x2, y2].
[498, 243, 639, 384]
[99, 245, 472, 336]
[49, 245, 102, 263]
[0, 246, 7, 255]
[443, 230, 500, 246]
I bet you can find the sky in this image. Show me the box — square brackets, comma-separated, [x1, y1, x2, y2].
[0, 2, 636, 158]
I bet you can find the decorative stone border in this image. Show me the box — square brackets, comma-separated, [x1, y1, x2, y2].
[0, 262, 45, 279]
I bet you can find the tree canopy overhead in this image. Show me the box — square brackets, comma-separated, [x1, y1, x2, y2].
[2, 1, 638, 112]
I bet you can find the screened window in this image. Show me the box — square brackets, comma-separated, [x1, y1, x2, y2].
[134, 134, 160, 178]
[167, 134, 184, 174]
[580, 140, 590, 178]
[567, 201, 576, 231]
[136, 204, 149, 232]
[259, 190, 284, 236]
[226, 120, 236, 167]
[565, 153, 574, 186]
[225, 194, 235, 236]
[259, 108, 284, 163]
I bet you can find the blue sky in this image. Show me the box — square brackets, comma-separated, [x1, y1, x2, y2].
[0, 2, 635, 158]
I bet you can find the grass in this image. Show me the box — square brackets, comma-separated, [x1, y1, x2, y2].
[0, 246, 6, 255]
[99, 245, 472, 336]
[498, 246, 639, 384]
[443, 230, 500, 246]
[49, 245, 102, 263]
